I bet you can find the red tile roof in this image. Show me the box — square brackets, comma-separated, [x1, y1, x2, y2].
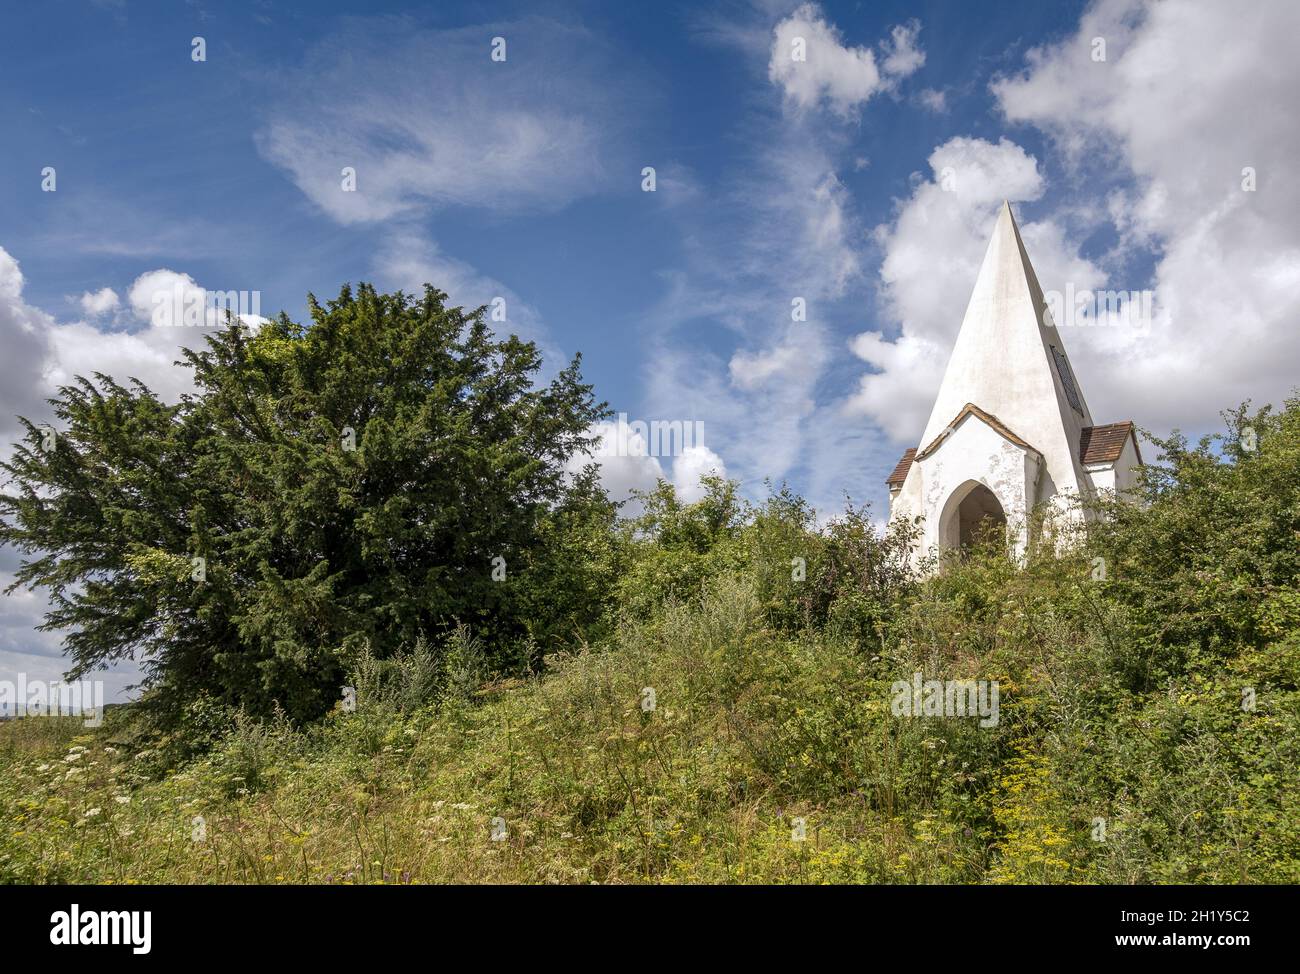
[1080, 421, 1140, 466]
[886, 448, 916, 487]
[887, 411, 1142, 487]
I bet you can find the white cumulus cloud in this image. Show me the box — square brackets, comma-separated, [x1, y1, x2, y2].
[881, 21, 926, 78]
[768, 4, 923, 117]
[78, 287, 119, 317]
[568, 418, 665, 513]
[991, 0, 1300, 431]
[672, 444, 728, 503]
[1, 247, 265, 445]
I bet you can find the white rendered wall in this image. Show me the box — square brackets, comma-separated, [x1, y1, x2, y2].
[901, 415, 1044, 559]
[1112, 437, 1142, 495]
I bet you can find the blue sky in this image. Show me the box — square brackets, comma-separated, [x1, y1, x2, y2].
[3, 0, 1299, 700]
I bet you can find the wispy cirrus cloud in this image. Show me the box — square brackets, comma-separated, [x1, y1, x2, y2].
[256, 16, 638, 225]
[253, 12, 647, 412]
[637, 3, 928, 514]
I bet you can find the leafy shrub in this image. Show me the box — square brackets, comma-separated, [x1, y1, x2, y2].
[0, 394, 1297, 883]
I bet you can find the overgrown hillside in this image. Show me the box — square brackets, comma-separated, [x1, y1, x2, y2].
[2, 395, 1297, 884]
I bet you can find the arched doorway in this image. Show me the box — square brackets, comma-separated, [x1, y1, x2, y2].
[956, 483, 1006, 548]
[937, 480, 1008, 552]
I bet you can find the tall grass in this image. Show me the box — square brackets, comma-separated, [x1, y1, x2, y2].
[5, 395, 1300, 884]
[4, 563, 1295, 884]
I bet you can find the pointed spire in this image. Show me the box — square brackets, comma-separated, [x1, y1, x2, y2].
[994, 200, 1046, 315]
[915, 200, 1094, 492]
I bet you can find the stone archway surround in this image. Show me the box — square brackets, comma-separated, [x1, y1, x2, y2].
[913, 417, 1042, 560]
[936, 479, 1010, 551]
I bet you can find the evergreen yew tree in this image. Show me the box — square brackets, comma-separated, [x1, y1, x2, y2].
[0, 284, 614, 724]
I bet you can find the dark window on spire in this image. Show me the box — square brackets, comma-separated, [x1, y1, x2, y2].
[1050, 344, 1083, 414]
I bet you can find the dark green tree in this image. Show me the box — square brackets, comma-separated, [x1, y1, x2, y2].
[1, 284, 614, 725]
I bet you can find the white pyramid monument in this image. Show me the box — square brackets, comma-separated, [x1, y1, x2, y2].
[885, 202, 1141, 556]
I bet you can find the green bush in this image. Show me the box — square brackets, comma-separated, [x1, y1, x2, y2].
[0, 393, 1297, 883]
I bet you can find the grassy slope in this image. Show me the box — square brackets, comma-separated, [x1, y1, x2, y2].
[4, 565, 1298, 885]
